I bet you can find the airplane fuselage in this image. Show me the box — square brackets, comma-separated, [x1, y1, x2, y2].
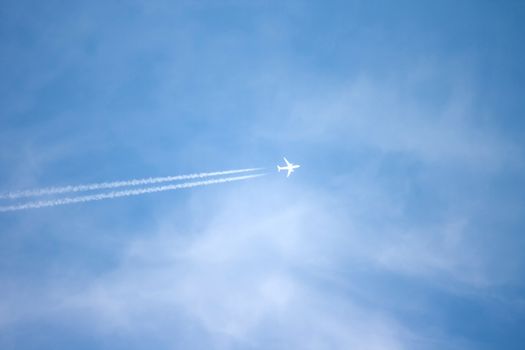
[277, 157, 300, 177]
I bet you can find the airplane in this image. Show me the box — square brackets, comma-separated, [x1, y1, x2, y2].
[277, 157, 300, 177]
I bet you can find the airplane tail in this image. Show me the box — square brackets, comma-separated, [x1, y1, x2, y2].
[277, 166, 282, 172]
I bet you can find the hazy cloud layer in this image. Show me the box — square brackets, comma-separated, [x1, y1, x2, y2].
[1, 1, 524, 349]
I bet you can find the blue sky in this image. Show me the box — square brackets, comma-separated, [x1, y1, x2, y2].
[1, 1, 525, 349]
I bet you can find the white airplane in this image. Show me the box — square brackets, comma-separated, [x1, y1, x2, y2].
[277, 157, 300, 177]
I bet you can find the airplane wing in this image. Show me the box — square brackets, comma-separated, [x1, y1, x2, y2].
[283, 157, 291, 166]
[287, 168, 292, 177]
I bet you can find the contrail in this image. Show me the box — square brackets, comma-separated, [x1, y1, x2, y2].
[0, 168, 262, 200]
[0, 173, 265, 212]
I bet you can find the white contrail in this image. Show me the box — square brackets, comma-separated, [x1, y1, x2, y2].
[0, 173, 265, 212]
[0, 168, 262, 200]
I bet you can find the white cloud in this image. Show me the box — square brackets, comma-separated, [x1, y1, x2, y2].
[251, 59, 520, 170]
[3, 163, 508, 349]
[59, 182, 409, 349]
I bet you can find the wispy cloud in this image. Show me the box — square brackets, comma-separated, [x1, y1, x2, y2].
[59, 182, 409, 349]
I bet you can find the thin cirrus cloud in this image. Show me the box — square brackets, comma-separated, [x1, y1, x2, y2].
[1, 1, 524, 349]
[61, 182, 411, 349]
